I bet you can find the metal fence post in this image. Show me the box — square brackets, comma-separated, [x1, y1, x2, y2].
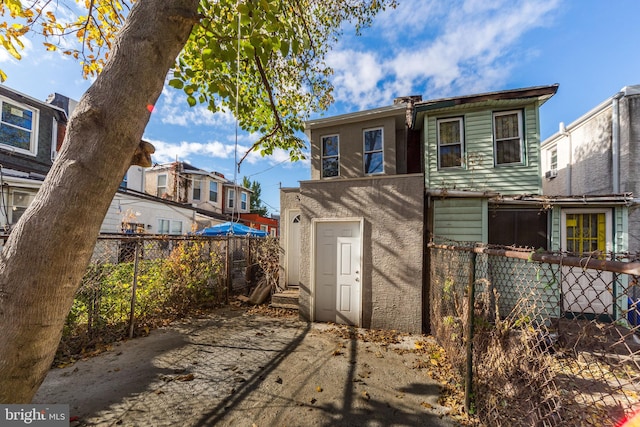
[128, 239, 141, 339]
[465, 251, 477, 414]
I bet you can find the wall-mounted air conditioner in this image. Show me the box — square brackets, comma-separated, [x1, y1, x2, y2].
[545, 169, 558, 179]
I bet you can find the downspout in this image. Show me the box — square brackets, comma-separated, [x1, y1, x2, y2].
[560, 122, 572, 195]
[612, 91, 624, 194]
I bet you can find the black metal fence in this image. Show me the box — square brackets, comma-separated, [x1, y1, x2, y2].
[429, 242, 640, 427]
[57, 234, 279, 362]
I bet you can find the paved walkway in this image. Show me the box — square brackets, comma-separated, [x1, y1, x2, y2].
[34, 307, 459, 426]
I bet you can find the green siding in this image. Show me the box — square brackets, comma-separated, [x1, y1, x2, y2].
[425, 102, 542, 195]
[433, 198, 486, 243]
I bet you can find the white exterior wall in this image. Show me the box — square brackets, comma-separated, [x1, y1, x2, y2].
[102, 193, 199, 234]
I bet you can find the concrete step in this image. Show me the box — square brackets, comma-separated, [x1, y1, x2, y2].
[271, 288, 299, 310]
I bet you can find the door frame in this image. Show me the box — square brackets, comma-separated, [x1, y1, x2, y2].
[285, 208, 301, 287]
[310, 217, 364, 325]
[560, 208, 614, 319]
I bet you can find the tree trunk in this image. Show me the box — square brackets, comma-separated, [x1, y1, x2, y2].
[0, 0, 198, 403]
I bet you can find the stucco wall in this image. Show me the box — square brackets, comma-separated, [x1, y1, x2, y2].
[297, 174, 424, 333]
[309, 116, 398, 180]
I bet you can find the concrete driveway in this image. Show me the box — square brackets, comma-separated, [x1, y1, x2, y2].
[34, 307, 459, 426]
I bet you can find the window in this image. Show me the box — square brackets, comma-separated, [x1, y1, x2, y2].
[493, 110, 524, 165]
[488, 208, 548, 250]
[437, 117, 464, 168]
[550, 148, 558, 171]
[157, 219, 183, 235]
[270, 228, 277, 237]
[11, 191, 34, 224]
[363, 128, 384, 174]
[0, 97, 38, 156]
[193, 178, 202, 201]
[157, 174, 167, 197]
[260, 225, 268, 232]
[321, 135, 339, 178]
[241, 192, 248, 210]
[209, 181, 218, 203]
[228, 189, 235, 209]
[565, 212, 606, 255]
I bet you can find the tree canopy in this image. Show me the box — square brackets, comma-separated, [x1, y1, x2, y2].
[242, 176, 268, 216]
[1, 0, 396, 161]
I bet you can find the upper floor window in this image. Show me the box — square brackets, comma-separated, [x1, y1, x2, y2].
[0, 97, 38, 156]
[228, 189, 235, 209]
[193, 178, 202, 201]
[241, 192, 248, 210]
[321, 135, 339, 178]
[209, 181, 218, 203]
[157, 174, 167, 197]
[493, 110, 524, 166]
[437, 117, 464, 168]
[550, 148, 558, 171]
[363, 128, 384, 174]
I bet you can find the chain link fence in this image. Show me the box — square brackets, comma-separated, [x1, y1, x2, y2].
[57, 234, 280, 363]
[429, 240, 640, 427]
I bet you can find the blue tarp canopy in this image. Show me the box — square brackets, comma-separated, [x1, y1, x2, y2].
[194, 221, 268, 237]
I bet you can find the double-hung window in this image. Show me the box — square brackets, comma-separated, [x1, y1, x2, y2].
[321, 135, 339, 178]
[156, 174, 167, 197]
[193, 178, 202, 201]
[228, 189, 235, 209]
[241, 192, 248, 211]
[363, 128, 383, 174]
[0, 96, 38, 156]
[209, 181, 218, 203]
[158, 219, 183, 235]
[493, 110, 524, 165]
[437, 117, 464, 168]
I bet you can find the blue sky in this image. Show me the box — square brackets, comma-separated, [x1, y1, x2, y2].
[1, 0, 639, 215]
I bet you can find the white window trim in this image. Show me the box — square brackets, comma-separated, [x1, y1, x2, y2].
[227, 188, 235, 209]
[192, 178, 202, 201]
[157, 218, 184, 235]
[157, 174, 167, 197]
[0, 95, 39, 157]
[241, 192, 248, 211]
[493, 110, 524, 166]
[209, 180, 218, 203]
[363, 127, 384, 175]
[436, 117, 465, 169]
[321, 134, 340, 178]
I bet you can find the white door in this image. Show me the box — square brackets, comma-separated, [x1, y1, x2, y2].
[561, 210, 613, 317]
[315, 221, 361, 325]
[287, 211, 301, 287]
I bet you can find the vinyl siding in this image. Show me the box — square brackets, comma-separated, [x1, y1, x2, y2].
[425, 103, 542, 195]
[433, 198, 486, 243]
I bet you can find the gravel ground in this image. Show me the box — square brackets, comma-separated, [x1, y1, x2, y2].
[34, 306, 460, 427]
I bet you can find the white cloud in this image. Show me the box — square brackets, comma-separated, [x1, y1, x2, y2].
[329, 0, 561, 108]
[156, 87, 236, 127]
[148, 139, 238, 164]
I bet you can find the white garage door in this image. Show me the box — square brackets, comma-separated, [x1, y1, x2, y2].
[315, 221, 361, 325]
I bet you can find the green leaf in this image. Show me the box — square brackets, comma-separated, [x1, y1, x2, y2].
[168, 78, 184, 89]
[187, 95, 196, 107]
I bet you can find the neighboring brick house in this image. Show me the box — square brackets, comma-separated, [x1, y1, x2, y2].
[239, 212, 278, 237]
[280, 85, 563, 334]
[0, 85, 67, 230]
